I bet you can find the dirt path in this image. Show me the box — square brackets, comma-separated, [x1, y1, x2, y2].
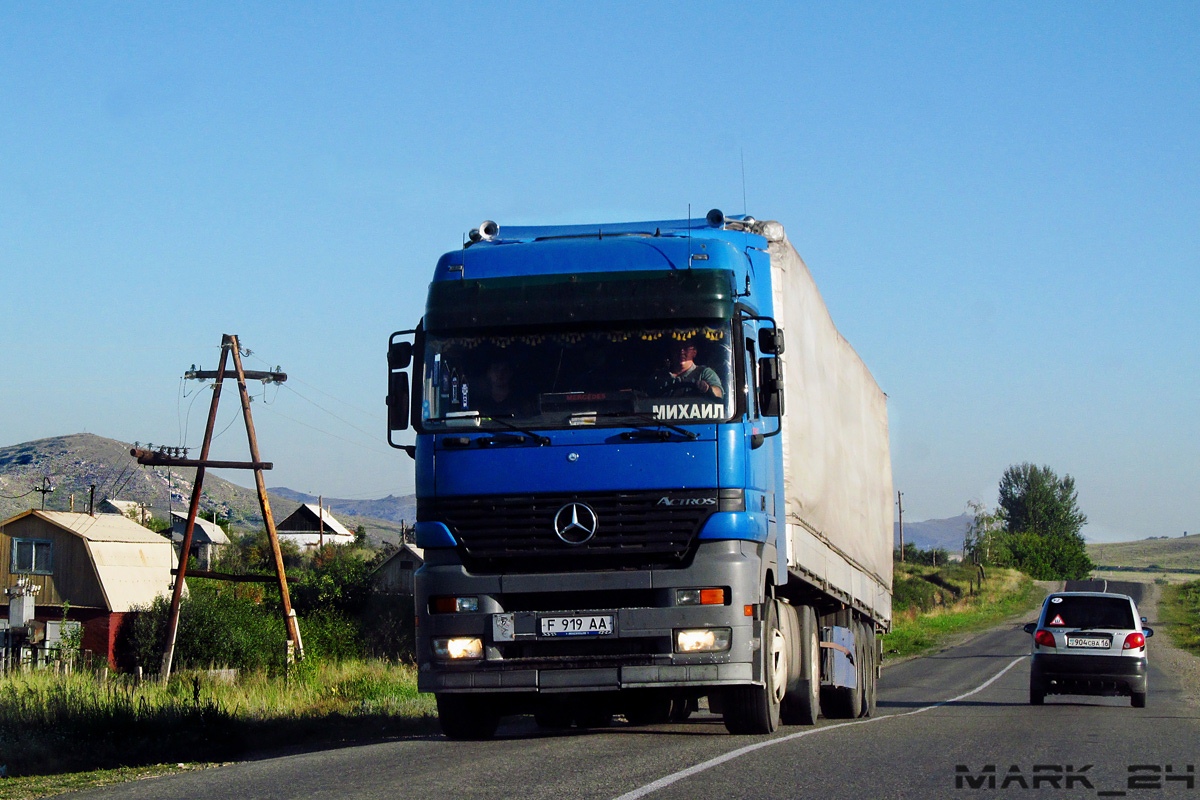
[1137, 581, 1200, 709]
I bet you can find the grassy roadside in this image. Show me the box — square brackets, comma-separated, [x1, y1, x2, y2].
[882, 565, 1044, 662]
[1157, 579, 1200, 657]
[0, 660, 437, 799]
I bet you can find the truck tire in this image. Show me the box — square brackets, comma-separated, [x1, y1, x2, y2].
[781, 603, 820, 725]
[857, 619, 877, 718]
[723, 599, 785, 734]
[668, 696, 698, 722]
[437, 694, 500, 740]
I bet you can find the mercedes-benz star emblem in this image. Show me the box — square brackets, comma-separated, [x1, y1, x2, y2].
[553, 502, 598, 545]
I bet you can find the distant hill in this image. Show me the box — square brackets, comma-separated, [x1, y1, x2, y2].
[895, 513, 973, 554]
[0, 434, 409, 545]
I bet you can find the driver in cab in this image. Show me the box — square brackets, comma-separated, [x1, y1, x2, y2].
[655, 340, 723, 399]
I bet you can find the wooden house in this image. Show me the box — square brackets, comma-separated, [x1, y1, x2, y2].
[170, 511, 229, 569]
[370, 543, 424, 596]
[0, 510, 181, 667]
[276, 503, 355, 549]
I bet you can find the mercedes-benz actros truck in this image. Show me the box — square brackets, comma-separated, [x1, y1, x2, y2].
[387, 210, 893, 738]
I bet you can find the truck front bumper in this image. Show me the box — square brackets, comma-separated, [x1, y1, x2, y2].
[416, 540, 766, 694]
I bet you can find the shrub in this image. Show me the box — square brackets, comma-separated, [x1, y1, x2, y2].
[117, 583, 289, 672]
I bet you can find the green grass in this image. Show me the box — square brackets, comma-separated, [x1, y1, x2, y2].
[0, 765, 204, 800]
[1087, 536, 1200, 573]
[882, 566, 1043, 661]
[1158, 579, 1200, 657]
[0, 659, 437, 786]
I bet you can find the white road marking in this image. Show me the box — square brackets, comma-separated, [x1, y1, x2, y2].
[611, 655, 1028, 800]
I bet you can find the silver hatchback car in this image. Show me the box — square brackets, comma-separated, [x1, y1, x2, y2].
[1024, 591, 1153, 707]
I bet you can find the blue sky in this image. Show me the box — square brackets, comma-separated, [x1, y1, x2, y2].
[1, 3, 1196, 541]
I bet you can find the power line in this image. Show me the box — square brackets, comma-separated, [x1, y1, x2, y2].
[281, 384, 383, 444]
[255, 403, 394, 458]
[248, 351, 380, 420]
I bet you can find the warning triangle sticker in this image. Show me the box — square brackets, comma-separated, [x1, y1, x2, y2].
[1049, 614, 1065, 626]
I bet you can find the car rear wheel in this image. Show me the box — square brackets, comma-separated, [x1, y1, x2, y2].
[1029, 678, 1045, 706]
[1131, 691, 1147, 708]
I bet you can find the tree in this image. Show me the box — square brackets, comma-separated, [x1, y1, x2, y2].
[964, 501, 1005, 566]
[998, 463, 1087, 541]
[996, 463, 1092, 580]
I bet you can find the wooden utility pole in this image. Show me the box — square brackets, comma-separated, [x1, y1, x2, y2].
[228, 339, 304, 659]
[156, 340, 229, 677]
[138, 334, 301, 677]
[897, 491, 905, 563]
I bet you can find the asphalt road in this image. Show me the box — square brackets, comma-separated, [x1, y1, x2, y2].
[75, 581, 1200, 800]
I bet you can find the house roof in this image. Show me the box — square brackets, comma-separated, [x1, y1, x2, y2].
[170, 511, 230, 545]
[34, 510, 172, 544]
[100, 499, 141, 515]
[371, 542, 425, 575]
[1, 510, 181, 612]
[277, 503, 354, 538]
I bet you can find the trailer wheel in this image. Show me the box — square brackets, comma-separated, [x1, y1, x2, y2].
[723, 599, 785, 734]
[857, 620, 877, 718]
[781, 603, 820, 725]
[437, 694, 500, 740]
[668, 696, 697, 722]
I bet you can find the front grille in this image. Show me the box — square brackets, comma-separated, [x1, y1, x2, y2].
[419, 490, 719, 573]
[497, 635, 670, 664]
[501, 589, 659, 612]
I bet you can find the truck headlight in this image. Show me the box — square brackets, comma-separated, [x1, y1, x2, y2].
[675, 628, 732, 653]
[432, 637, 483, 660]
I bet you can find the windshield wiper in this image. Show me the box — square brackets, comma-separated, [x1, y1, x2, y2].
[600, 412, 699, 441]
[481, 414, 551, 446]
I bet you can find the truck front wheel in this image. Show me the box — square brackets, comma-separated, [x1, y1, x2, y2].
[723, 599, 785, 734]
[781, 603, 821, 725]
[437, 694, 500, 740]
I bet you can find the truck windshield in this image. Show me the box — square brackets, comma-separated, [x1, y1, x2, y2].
[420, 323, 735, 430]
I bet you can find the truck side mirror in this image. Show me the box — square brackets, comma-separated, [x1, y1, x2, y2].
[388, 370, 410, 432]
[388, 341, 413, 370]
[758, 328, 785, 355]
[759, 356, 783, 417]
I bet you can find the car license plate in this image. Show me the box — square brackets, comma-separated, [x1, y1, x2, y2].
[1067, 635, 1111, 649]
[539, 614, 614, 637]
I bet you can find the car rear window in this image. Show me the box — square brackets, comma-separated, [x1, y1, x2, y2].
[1043, 596, 1135, 629]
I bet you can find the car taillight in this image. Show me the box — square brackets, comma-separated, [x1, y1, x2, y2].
[1034, 629, 1057, 648]
[1123, 632, 1146, 650]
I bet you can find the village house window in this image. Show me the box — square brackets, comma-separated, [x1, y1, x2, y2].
[12, 538, 53, 575]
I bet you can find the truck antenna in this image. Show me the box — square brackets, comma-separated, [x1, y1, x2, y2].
[687, 203, 692, 270]
[741, 149, 748, 215]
